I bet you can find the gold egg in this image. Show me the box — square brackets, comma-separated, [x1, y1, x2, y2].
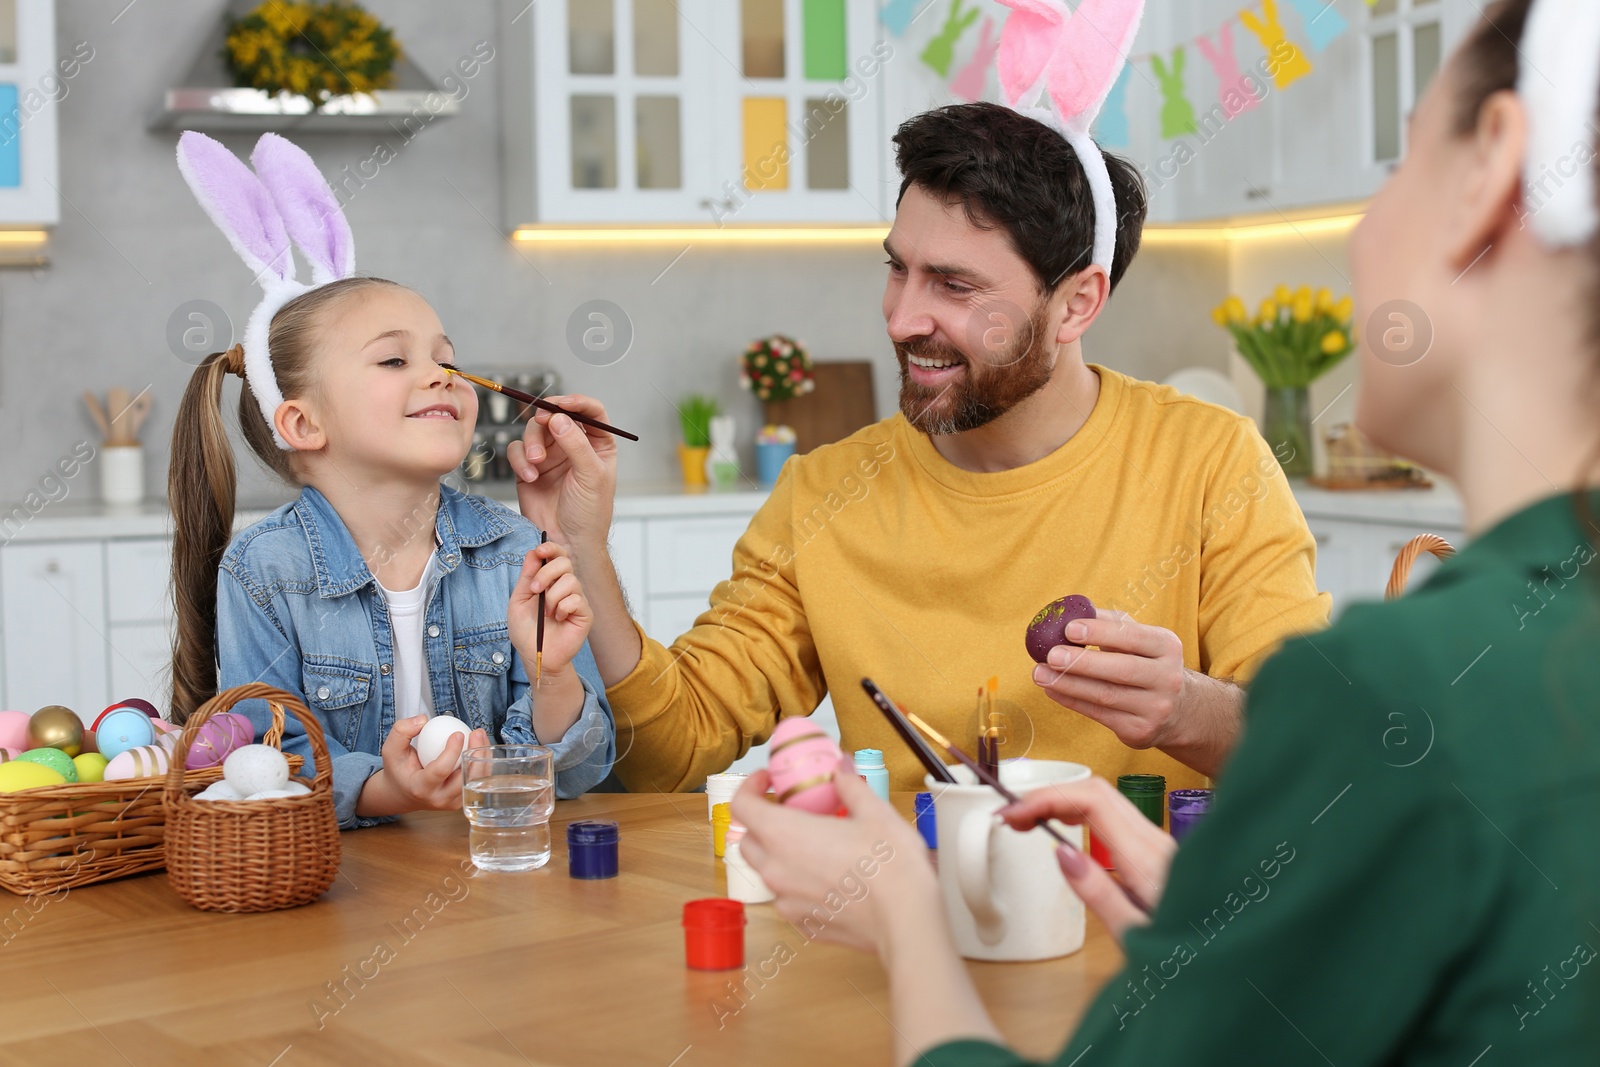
[27, 705, 83, 757]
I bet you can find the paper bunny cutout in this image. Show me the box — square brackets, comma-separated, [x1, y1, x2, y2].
[921, 0, 982, 78]
[1150, 49, 1198, 140]
[951, 16, 999, 102]
[1196, 24, 1260, 120]
[1240, 0, 1313, 91]
[1095, 65, 1132, 149]
[176, 132, 357, 448]
[995, 0, 1146, 272]
[1282, 0, 1348, 54]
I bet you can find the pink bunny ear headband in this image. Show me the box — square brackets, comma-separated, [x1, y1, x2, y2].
[996, 0, 1145, 275]
[176, 132, 356, 449]
[1518, 0, 1600, 249]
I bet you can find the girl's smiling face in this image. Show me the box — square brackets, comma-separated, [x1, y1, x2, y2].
[279, 285, 478, 481]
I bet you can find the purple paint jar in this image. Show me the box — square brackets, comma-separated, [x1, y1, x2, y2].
[567, 820, 620, 879]
[1167, 789, 1213, 842]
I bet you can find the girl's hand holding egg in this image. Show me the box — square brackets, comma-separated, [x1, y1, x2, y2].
[356, 714, 489, 818]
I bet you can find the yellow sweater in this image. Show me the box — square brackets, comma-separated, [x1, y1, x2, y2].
[609, 367, 1331, 793]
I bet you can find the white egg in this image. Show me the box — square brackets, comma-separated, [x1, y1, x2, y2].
[252, 782, 312, 799]
[413, 715, 473, 768]
[193, 780, 242, 801]
[223, 744, 290, 797]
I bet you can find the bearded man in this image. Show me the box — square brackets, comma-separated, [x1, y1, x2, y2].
[510, 102, 1331, 793]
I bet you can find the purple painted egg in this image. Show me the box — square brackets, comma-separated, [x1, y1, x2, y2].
[767, 718, 844, 815]
[1025, 595, 1098, 664]
[185, 711, 254, 770]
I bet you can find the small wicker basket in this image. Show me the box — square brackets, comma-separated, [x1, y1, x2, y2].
[0, 705, 302, 896]
[163, 683, 341, 913]
[1386, 534, 1457, 600]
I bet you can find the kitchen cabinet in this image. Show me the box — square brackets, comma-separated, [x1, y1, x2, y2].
[503, 0, 890, 226]
[1, 542, 109, 715]
[1297, 483, 1466, 618]
[0, 0, 63, 226]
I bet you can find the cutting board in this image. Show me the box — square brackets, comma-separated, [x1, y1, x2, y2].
[762, 360, 878, 455]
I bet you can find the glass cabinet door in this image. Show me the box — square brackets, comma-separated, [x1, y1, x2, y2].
[535, 0, 711, 222]
[707, 0, 887, 223]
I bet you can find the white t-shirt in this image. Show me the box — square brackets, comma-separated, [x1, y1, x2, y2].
[377, 552, 442, 719]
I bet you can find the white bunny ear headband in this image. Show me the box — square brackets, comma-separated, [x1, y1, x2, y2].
[995, 0, 1146, 275]
[176, 132, 357, 449]
[1518, 0, 1600, 249]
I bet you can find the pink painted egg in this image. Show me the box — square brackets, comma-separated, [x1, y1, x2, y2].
[103, 743, 173, 781]
[767, 718, 845, 815]
[185, 712, 254, 770]
[0, 710, 30, 751]
[151, 719, 179, 736]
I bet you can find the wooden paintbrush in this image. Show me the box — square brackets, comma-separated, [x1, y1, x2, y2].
[445, 368, 640, 442]
[904, 710, 1151, 915]
[860, 679, 958, 784]
[535, 529, 546, 684]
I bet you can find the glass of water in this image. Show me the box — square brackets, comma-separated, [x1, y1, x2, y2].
[461, 744, 555, 871]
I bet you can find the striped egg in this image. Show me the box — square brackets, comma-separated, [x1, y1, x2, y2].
[102, 742, 173, 781]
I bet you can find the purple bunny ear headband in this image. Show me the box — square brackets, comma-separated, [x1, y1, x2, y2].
[176, 132, 356, 449]
[995, 0, 1146, 275]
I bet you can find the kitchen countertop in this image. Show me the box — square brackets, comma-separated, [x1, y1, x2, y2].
[0, 478, 1463, 544]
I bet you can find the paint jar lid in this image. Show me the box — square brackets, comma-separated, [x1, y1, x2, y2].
[913, 792, 935, 815]
[1117, 773, 1167, 796]
[1167, 788, 1213, 814]
[567, 819, 619, 845]
[853, 748, 885, 768]
[683, 898, 746, 930]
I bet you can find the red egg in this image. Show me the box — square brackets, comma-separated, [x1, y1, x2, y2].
[1025, 595, 1097, 664]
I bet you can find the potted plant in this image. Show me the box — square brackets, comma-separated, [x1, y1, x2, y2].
[224, 1, 401, 109]
[1211, 286, 1355, 477]
[677, 394, 720, 487]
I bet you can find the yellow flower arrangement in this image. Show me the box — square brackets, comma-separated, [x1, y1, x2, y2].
[224, 1, 401, 108]
[1211, 283, 1357, 388]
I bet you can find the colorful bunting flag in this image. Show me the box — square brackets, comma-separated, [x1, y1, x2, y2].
[1150, 47, 1199, 140]
[950, 16, 999, 102]
[1240, 0, 1314, 90]
[920, 0, 982, 78]
[881, 0, 924, 39]
[1283, 0, 1349, 53]
[1196, 23, 1261, 119]
[1095, 65, 1133, 149]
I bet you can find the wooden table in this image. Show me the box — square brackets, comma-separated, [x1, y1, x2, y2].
[0, 794, 1122, 1066]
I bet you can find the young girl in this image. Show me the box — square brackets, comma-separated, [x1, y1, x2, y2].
[168, 132, 614, 828]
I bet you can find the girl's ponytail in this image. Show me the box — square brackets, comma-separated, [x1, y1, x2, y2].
[168, 346, 241, 723]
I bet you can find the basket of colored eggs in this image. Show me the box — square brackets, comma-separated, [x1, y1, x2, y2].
[163, 683, 339, 913]
[0, 694, 302, 896]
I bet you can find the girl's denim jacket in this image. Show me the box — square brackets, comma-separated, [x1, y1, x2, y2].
[216, 484, 616, 828]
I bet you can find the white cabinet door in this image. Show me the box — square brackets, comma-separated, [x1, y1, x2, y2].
[105, 538, 172, 624]
[645, 593, 713, 646]
[1307, 515, 1463, 619]
[107, 621, 171, 708]
[1, 542, 108, 716]
[0, 1, 62, 226]
[645, 516, 751, 596]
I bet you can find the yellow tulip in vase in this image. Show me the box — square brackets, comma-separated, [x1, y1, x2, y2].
[1211, 285, 1355, 477]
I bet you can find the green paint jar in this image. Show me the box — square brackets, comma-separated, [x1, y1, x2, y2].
[1117, 774, 1167, 829]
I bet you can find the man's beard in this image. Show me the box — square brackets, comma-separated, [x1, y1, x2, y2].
[896, 300, 1056, 436]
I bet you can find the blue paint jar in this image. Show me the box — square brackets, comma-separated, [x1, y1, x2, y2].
[567, 820, 620, 879]
[914, 792, 937, 849]
[854, 748, 890, 801]
[1168, 789, 1213, 843]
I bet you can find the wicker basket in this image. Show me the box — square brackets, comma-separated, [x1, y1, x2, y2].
[0, 704, 302, 896]
[164, 684, 341, 913]
[1386, 534, 1457, 600]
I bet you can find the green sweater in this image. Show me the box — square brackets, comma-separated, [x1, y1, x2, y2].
[926, 493, 1600, 1066]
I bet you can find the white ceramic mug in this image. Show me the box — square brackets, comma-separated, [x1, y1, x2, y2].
[926, 759, 1091, 962]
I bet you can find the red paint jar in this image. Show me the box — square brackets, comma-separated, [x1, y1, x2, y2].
[683, 898, 746, 970]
